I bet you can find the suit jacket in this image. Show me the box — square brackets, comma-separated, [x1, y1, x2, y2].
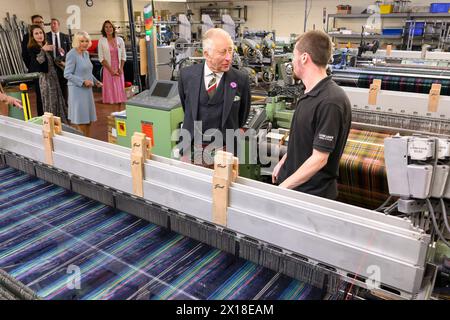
[178, 62, 251, 141]
[46, 31, 71, 58]
[28, 47, 48, 73]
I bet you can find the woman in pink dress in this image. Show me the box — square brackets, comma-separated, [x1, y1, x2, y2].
[98, 20, 127, 104]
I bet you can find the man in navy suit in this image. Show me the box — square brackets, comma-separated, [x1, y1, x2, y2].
[46, 18, 71, 102]
[178, 28, 251, 165]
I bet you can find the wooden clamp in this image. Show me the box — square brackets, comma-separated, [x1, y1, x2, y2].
[131, 132, 152, 197]
[428, 83, 441, 113]
[54, 116, 62, 135]
[42, 112, 56, 165]
[212, 150, 239, 226]
[368, 79, 382, 105]
[386, 45, 392, 57]
[42, 112, 62, 165]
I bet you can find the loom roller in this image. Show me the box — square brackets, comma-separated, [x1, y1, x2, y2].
[332, 68, 450, 96]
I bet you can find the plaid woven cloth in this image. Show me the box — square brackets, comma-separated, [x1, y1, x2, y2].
[338, 129, 390, 209]
[358, 75, 450, 96]
[0, 167, 323, 300]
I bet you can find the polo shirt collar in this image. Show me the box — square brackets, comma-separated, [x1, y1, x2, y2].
[303, 75, 332, 98]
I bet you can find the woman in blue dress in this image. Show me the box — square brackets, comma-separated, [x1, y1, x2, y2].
[64, 31, 102, 137]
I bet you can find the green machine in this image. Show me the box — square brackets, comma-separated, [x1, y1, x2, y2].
[238, 96, 295, 181]
[1, 73, 40, 121]
[265, 96, 294, 129]
[115, 80, 184, 158]
[4, 91, 24, 120]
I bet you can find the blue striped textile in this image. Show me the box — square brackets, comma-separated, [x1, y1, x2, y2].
[0, 166, 324, 300]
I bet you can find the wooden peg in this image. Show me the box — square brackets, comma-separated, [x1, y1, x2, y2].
[145, 137, 152, 160]
[386, 45, 392, 57]
[53, 116, 62, 135]
[42, 113, 55, 165]
[131, 132, 147, 197]
[428, 83, 441, 113]
[54, 116, 62, 135]
[212, 151, 239, 226]
[232, 157, 239, 182]
[368, 79, 382, 105]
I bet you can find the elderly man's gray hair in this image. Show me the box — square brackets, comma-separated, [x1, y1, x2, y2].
[202, 28, 233, 54]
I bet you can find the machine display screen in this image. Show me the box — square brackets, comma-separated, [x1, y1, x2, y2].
[151, 82, 173, 98]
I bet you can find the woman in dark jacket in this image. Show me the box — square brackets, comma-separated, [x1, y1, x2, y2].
[28, 25, 67, 122]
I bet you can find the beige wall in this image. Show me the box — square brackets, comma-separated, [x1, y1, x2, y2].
[0, 0, 185, 38]
[189, 0, 445, 39]
[0, 0, 444, 38]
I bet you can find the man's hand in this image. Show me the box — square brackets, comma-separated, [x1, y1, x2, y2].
[277, 149, 329, 190]
[278, 180, 289, 189]
[272, 154, 287, 184]
[96, 81, 103, 88]
[272, 161, 283, 184]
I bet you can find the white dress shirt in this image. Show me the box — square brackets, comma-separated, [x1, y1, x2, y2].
[204, 63, 224, 90]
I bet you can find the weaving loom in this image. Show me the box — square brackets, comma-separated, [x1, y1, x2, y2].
[0, 166, 324, 300]
[0, 115, 436, 300]
[337, 129, 389, 209]
[332, 48, 450, 96]
[260, 87, 450, 209]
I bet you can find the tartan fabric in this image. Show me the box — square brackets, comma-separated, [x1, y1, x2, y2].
[357, 75, 450, 96]
[337, 129, 390, 209]
[0, 167, 324, 300]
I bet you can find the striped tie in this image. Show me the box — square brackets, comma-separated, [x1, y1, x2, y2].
[207, 73, 217, 98]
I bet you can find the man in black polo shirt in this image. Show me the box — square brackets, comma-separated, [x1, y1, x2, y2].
[272, 31, 351, 200]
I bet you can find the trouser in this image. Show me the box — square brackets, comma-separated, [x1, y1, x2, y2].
[33, 79, 43, 117]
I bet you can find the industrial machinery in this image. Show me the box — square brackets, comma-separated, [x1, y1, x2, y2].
[114, 80, 183, 158]
[0, 115, 444, 300]
[235, 30, 278, 86]
[0, 13, 28, 76]
[236, 78, 450, 209]
[331, 48, 450, 96]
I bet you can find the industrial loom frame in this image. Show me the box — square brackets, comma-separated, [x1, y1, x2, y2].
[0, 114, 436, 300]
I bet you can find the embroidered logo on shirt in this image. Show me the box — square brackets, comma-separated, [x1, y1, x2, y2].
[319, 134, 334, 142]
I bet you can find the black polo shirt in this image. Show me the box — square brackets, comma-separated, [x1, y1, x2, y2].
[278, 76, 352, 199]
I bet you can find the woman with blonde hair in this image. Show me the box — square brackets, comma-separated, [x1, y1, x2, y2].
[64, 31, 102, 137]
[98, 20, 127, 105]
[27, 24, 68, 122]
